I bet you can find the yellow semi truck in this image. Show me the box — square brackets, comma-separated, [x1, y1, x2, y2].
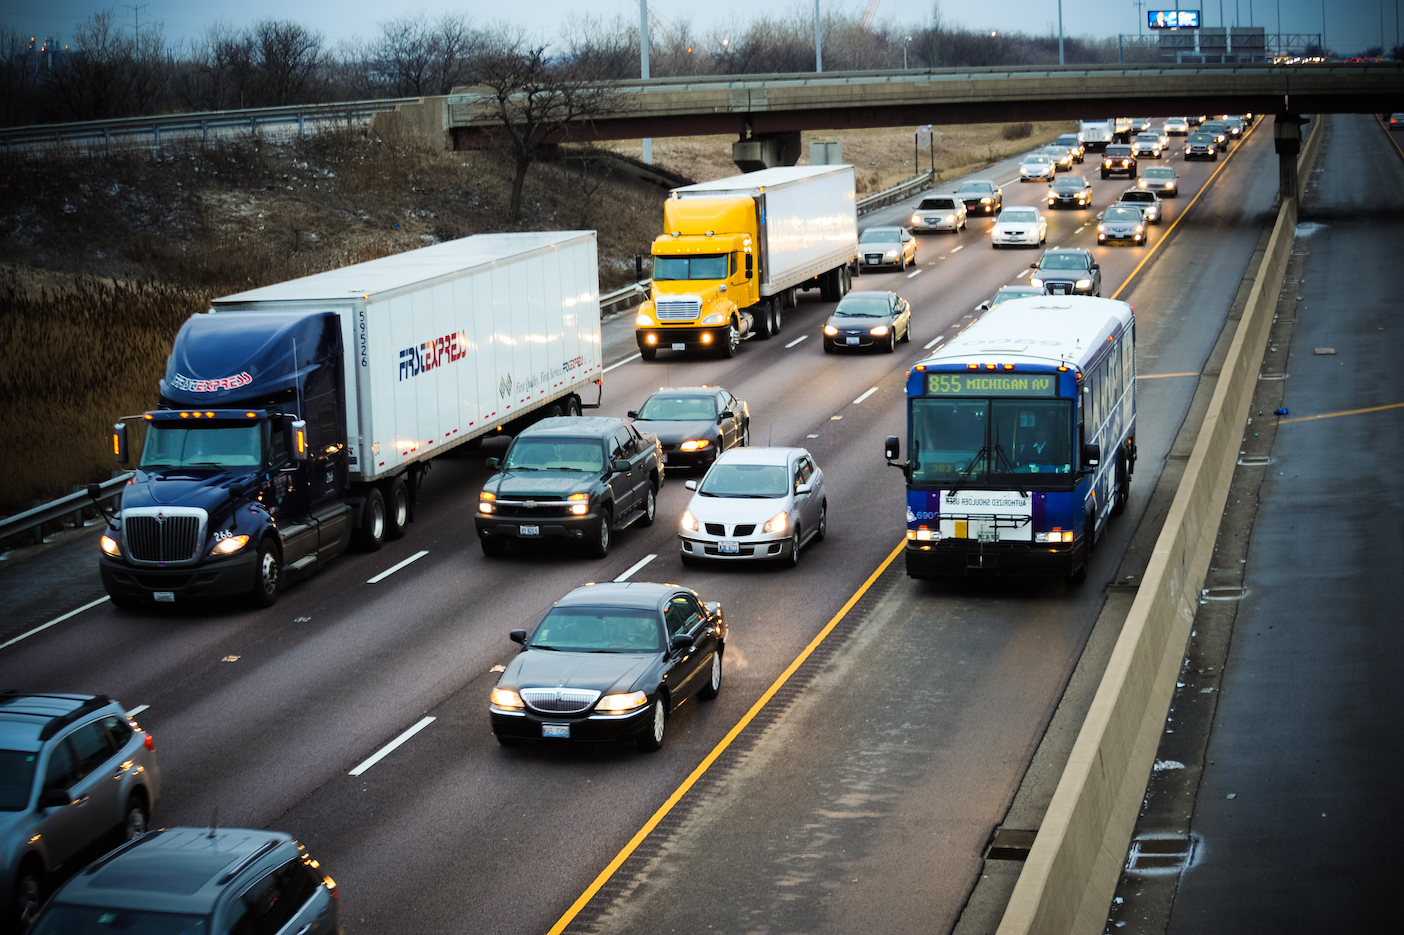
[635, 165, 859, 360]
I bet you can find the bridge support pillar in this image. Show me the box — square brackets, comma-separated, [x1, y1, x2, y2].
[1273, 113, 1306, 203]
[732, 130, 801, 172]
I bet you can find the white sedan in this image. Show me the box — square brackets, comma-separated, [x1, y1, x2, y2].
[991, 206, 1048, 249]
[1019, 154, 1056, 182]
[678, 447, 826, 567]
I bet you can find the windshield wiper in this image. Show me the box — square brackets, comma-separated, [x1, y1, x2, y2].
[992, 443, 1028, 497]
[946, 446, 989, 497]
[529, 644, 560, 651]
[507, 465, 539, 471]
[547, 466, 587, 472]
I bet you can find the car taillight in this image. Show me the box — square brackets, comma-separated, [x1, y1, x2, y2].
[144, 734, 154, 751]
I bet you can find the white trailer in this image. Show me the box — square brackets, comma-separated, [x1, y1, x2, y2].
[1080, 119, 1116, 150]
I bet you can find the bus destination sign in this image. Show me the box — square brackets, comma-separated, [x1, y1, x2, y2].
[926, 372, 1058, 397]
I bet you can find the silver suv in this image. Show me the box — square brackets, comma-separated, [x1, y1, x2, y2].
[0, 693, 161, 930]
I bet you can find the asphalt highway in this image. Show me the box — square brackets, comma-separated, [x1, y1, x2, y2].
[0, 121, 1281, 934]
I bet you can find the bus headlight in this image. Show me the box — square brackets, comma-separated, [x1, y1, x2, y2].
[636, 311, 656, 327]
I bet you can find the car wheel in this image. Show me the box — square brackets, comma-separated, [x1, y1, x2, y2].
[822, 340, 834, 354]
[884, 332, 896, 354]
[250, 539, 281, 608]
[639, 345, 657, 361]
[900, 321, 911, 343]
[698, 650, 722, 700]
[495, 733, 522, 748]
[353, 487, 386, 552]
[637, 697, 666, 752]
[481, 536, 507, 557]
[815, 500, 827, 541]
[13, 860, 42, 931]
[785, 529, 801, 567]
[385, 476, 409, 540]
[720, 322, 740, 358]
[124, 794, 149, 841]
[742, 422, 751, 447]
[638, 483, 657, 527]
[109, 593, 143, 612]
[588, 506, 612, 559]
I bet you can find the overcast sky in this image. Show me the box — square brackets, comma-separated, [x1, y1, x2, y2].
[3, 1, 1395, 55]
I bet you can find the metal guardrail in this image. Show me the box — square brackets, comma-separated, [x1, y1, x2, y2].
[0, 474, 131, 547]
[0, 98, 418, 149]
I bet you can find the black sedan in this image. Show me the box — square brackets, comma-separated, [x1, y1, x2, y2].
[955, 179, 1003, 215]
[629, 385, 750, 470]
[822, 290, 911, 353]
[1047, 175, 1093, 210]
[489, 582, 726, 752]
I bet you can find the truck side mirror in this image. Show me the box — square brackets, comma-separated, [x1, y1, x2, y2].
[1090, 263, 1100, 270]
[1082, 443, 1101, 467]
[745, 253, 753, 279]
[884, 436, 901, 460]
[285, 418, 308, 462]
[112, 423, 129, 464]
[611, 458, 631, 473]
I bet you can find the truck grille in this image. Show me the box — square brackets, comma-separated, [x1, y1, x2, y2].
[520, 688, 601, 714]
[655, 297, 702, 321]
[122, 508, 207, 565]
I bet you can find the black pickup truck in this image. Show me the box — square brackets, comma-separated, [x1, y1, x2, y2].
[475, 417, 664, 558]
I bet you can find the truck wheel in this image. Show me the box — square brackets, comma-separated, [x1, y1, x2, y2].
[772, 300, 782, 335]
[638, 482, 657, 527]
[719, 322, 739, 358]
[639, 346, 657, 361]
[354, 488, 386, 552]
[588, 506, 612, 559]
[251, 539, 281, 608]
[384, 477, 409, 540]
[109, 593, 143, 612]
[756, 301, 774, 340]
[819, 270, 836, 302]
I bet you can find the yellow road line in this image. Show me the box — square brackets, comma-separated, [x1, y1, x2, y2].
[1278, 401, 1404, 425]
[1136, 371, 1199, 379]
[545, 538, 907, 935]
[1110, 118, 1259, 301]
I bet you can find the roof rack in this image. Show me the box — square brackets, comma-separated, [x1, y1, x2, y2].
[37, 695, 114, 741]
[217, 839, 283, 885]
[84, 829, 166, 875]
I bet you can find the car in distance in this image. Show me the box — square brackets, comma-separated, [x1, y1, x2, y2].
[1131, 132, 1163, 159]
[1047, 175, 1093, 209]
[489, 582, 726, 752]
[476, 416, 662, 559]
[1097, 205, 1147, 245]
[823, 290, 912, 353]
[26, 826, 338, 935]
[1041, 145, 1076, 171]
[628, 386, 749, 471]
[956, 179, 1003, 215]
[1138, 165, 1180, 197]
[1131, 117, 1152, 132]
[679, 447, 826, 566]
[1223, 115, 1245, 139]
[2, 692, 161, 931]
[1101, 144, 1137, 179]
[1117, 188, 1163, 224]
[1019, 153, 1057, 182]
[1163, 117, 1190, 135]
[858, 226, 917, 271]
[1054, 133, 1086, 161]
[910, 195, 967, 233]
[1030, 248, 1101, 296]
[1184, 131, 1218, 160]
[1202, 120, 1230, 146]
[991, 206, 1048, 249]
[1390, 114, 1404, 130]
[977, 284, 1046, 310]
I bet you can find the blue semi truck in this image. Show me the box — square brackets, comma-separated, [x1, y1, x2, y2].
[95, 232, 604, 608]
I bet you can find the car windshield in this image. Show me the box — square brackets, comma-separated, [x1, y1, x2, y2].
[529, 606, 663, 653]
[0, 750, 35, 810]
[28, 905, 209, 935]
[999, 209, 1039, 223]
[139, 423, 262, 470]
[1105, 207, 1141, 221]
[652, 254, 729, 281]
[698, 462, 789, 497]
[917, 198, 955, 210]
[1023, 155, 1051, 164]
[1189, 134, 1212, 143]
[1120, 191, 1152, 201]
[909, 398, 1075, 485]
[957, 182, 992, 194]
[990, 287, 1044, 306]
[1053, 177, 1087, 191]
[1039, 253, 1091, 271]
[1144, 168, 1175, 178]
[1106, 148, 1131, 156]
[833, 293, 892, 317]
[636, 395, 716, 421]
[860, 229, 901, 243]
[504, 438, 604, 472]
[1136, 134, 1159, 141]
[1225, 118, 1243, 127]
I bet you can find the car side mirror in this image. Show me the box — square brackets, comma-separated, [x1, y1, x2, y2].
[485, 457, 500, 470]
[670, 633, 695, 652]
[39, 787, 69, 809]
[1029, 263, 1038, 269]
[1095, 212, 1104, 220]
[509, 629, 526, 644]
[718, 410, 733, 422]
[1082, 443, 1102, 467]
[884, 435, 900, 460]
[795, 482, 814, 495]
[612, 458, 631, 473]
[627, 411, 638, 420]
[977, 301, 991, 311]
[705, 601, 721, 618]
[684, 480, 697, 490]
[1090, 263, 1100, 270]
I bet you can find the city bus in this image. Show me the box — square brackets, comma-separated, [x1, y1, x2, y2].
[884, 296, 1136, 580]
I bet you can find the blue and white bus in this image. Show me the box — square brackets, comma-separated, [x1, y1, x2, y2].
[884, 296, 1137, 580]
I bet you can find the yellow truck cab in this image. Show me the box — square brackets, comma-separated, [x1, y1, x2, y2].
[635, 165, 858, 360]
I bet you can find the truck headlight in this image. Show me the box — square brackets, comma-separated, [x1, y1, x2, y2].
[596, 690, 649, 713]
[490, 687, 524, 709]
[679, 439, 710, 451]
[700, 312, 726, 325]
[210, 534, 250, 556]
[762, 512, 788, 534]
[570, 503, 588, 515]
[680, 510, 699, 532]
[100, 534, 121, 557]
[1076, 278, 1093, 288]
[636, 311, 656, 327]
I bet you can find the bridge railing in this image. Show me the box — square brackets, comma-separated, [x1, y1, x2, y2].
[0, 474, 131, 548]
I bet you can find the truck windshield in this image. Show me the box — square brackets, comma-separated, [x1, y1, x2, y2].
[0, 750, 35, 810]
[909, 398, 1074, 485]
[653, 255, 729, 281]
[140, 423, 263, 469]
[505, 438, 605, 472]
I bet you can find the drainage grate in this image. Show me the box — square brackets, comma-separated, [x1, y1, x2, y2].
[985, 828, 1037, 861]
[1237, 455, 1273, 466]
[1257, 372, 1288, 381]
[1203, 586, 1247, 600]
[1127, 835, 1196, 872]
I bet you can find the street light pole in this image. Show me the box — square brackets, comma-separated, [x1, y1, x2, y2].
[1058, 0, 1064, 65]
[815, 0, 823, 73]
[640, 0, 652, 164]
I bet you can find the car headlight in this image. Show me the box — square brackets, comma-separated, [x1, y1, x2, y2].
[1166, 182, 1175, 189]
[869, 325, 890, 336]
[100, 534, 121, 557]
[679, 439, 711, 451]
[636, 311, 655, 327]
[596, 690, 649, 713]
[1136, 225, 1144, 233]
[1047, 195, 1056, 202]
[911, 214, 922, 224]
[1030, 277, 1043, 287]
[885, 249, 899, 258]
[823, 324, 839, 336]
[762, 511, 788, 534]
[945, 214, 955, 222]
[700, 312, 726, 325]
[490, 687, 524, 709]
[1097, 224, 1105, 232]
[211, 534, 250, 556]
[1076, 278, 1093, 288]
[980, 197, 991, 204]
[680, 509, 699, 532]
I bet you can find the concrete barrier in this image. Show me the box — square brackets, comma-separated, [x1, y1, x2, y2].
[995, 113, 1323, 935]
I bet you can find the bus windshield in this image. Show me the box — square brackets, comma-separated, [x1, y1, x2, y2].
[909, 397, 1074, 485]
[653, 254, 729, 281]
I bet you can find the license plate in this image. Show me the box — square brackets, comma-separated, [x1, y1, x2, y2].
[542, 723, 570, 739]
[978, 529, 998, 543]
[846, 337, 860, 345]
[153, 591, 175, 603]
[519, 525, 539, 536]
[672, 342, 686, 351]
[719, 540, 739, 554]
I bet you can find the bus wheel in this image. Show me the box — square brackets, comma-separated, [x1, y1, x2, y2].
[1112, 450, 1130, 515]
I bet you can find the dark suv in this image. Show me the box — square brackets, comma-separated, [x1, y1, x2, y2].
[26, 826, 338, 935]
[1030, 248, 1102, 296]
[1101, 144, 1137, 179]
[476, 416, 663, 558]
[1, 693, 161, 930]
[1184, 131, 1218, 160]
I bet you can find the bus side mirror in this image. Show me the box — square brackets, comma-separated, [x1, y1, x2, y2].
[884, 436, 901, 460]
[1082, 443, 1101, 467]
[112, 423, 129, 464]
[745, 253, 754, 279]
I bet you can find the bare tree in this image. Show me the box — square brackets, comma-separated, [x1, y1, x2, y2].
[250, 19, 325, 106]
[44, 10, 170, 120]
[175, 21, 256, 111]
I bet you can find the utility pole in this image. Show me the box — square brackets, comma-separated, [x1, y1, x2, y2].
[1321, 0, 1326, 54]
[1135, 0, 1145, 37]
[123, 4, 149, 35]
[640, 0, 652, 165]
[815, 0, 823, 72]
[1058, 0, 1064, 65]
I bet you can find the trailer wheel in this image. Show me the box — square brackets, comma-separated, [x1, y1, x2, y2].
[385, 477, 409, 540]
[565, 396, 582, 417]
[354, 488, 386, 552]
[756, 301, 774, 340]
